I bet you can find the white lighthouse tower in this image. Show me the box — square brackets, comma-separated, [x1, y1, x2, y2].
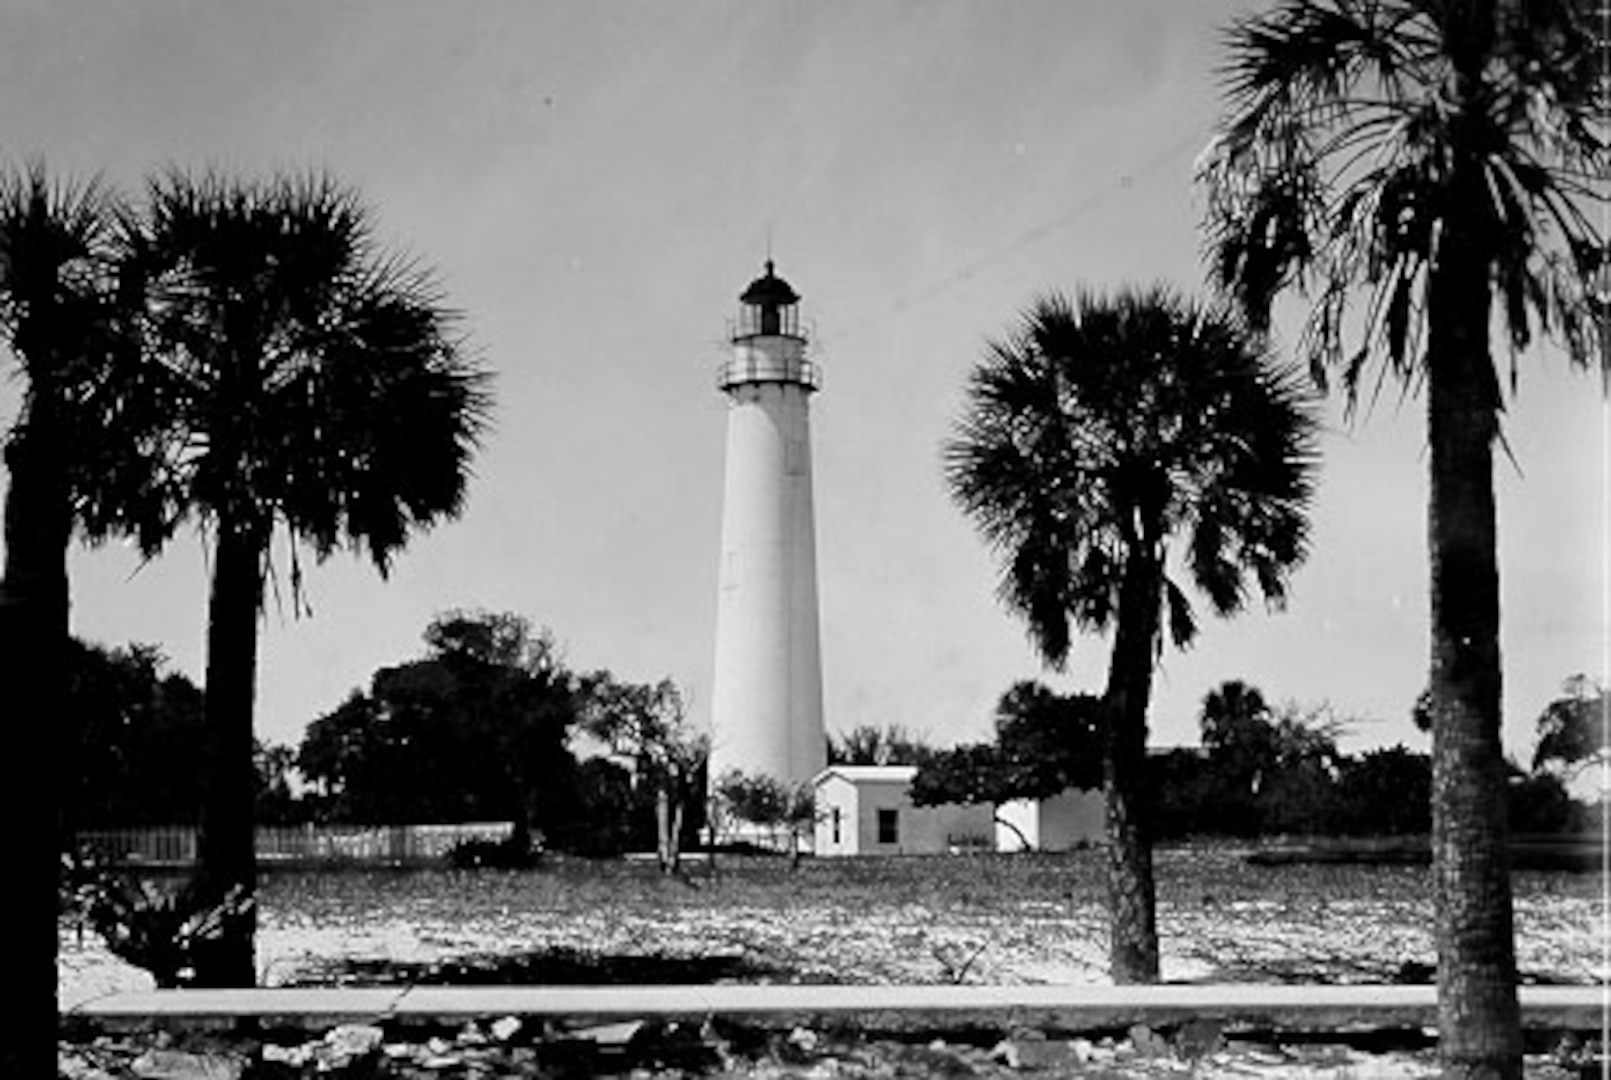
[708, 260, 826, 791]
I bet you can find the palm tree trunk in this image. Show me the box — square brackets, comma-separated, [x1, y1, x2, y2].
[1424, 175, 1522, 1076]
[0, 405, 70, 1077]
[193, 518, 264, 987]
[1101, 550, 1162, 984]
[655, 784, 673, 872]
[667, 793, 684, 876]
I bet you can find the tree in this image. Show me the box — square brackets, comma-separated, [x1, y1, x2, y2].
[992, 681, 1104, 797]
[1531, 675, 1609, 780]
[944, 286, 1317, 982]
[1198, 686, 1353, 835]
[62, 639, 207, 830]
[910, 743, 1018, 808]
[1199, 680, 1273, 765]
[415, 611, 580, 850]
[297, 690, 391, 821]
[254, 741, 303, 826]
[911, 681, 1102, 808]
[300, 611, 582, 846]
[1256, 701, 1350, 835]
[828, 723, 937, 767]
[0, 162, 140, 1074]
[121, 171, 491, 985]
[714, 769, 817, 865]
[1198, 679, 1279, 833]
[581, 675, 707, 875]
[1200, 3, 1607, 1069]
[1336, 746, 1432, 836]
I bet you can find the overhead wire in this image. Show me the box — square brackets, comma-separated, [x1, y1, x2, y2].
[819, 129, 1209, 348]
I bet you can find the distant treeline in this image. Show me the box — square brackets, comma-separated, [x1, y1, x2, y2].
[62, 613, 707, 858]
[64, 630, 1601, 851]
[905, 679, 1600, 840]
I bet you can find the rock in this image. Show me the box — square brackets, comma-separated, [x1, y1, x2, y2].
[260, 1043, 313, 1068]
[998, 1033, 1078, 1071]
[880, 1042, 979, 1076]
[323, 1022, 385, 1060]
[1175, 1017, 1225, 1059]
[490, 1016, 523, 1042]
[1086, 1042, 1117, 1063]
[1127, 1023, 1172, 1058]
[787, 1025, 820, 1053]
[419, 1052, 461, 1069]
[129, 1048, 244, 1080]
[572, 1019, 645, 1047]
[57, 1049, 120, 1080]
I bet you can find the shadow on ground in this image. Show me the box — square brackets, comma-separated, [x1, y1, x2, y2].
[286, 946, 793, 988]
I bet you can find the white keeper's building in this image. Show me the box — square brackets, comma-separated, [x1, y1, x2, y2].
[812, 765, 996, 856]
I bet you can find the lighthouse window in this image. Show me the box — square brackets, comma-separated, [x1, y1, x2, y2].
[877, 808, 899, 845]
[786, 438, 806, 475]
[831, 807, 842, 844]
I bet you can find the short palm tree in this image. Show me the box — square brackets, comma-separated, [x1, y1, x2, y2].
[0, 161, 134, 1074]
[123, 170, 491, 986]
[1199, 2, 1606, 1071]
[945, 285, 1317, 982]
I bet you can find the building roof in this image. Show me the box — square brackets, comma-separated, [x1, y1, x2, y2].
[739, 259, 800, 307]
[813, 764, 919, 785]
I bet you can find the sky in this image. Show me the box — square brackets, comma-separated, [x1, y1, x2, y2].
[1, 2, 1605, 765]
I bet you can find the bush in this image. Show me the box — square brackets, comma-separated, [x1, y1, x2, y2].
[1508, 773, 1590, 835]
[62, 851, 255, 988]
[446, 834, 542, 870]
[1333, 747, 1431, 836]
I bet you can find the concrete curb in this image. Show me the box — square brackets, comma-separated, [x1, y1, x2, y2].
[66, 983, 1608, 1033]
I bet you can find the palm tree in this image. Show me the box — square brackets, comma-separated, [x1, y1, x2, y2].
[122, 170, 491, 985]
[944, 285, 1317, 982]
[0, 161, 134, 1075]
[1198, 679, 1278, 821]
[1199, 678, 1271, 755]
[1199, 2, 1606, 1070]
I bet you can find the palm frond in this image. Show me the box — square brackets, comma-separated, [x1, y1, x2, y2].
[125, 168, 493, 596]
[945, 286, 1319, 674]
[1201, 0, 1611, 407]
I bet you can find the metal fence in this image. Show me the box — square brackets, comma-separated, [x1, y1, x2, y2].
[74, 822, 514, 867]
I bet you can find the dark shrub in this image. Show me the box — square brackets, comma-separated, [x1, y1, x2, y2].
[446, 835, 541, 870]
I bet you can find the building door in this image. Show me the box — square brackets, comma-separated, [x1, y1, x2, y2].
[877, 808, 899, 846]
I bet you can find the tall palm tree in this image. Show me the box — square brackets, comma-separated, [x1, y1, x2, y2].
[123, 170, 491, 985]
[1199, 2, 1606, 1071]
[944, 285, 1317, 982]
[0, 161, 134, 1075]
[1198, 678, 1271, 754]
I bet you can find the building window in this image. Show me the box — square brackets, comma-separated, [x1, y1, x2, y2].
[877, 808, 899, 845]
[831, 807, 842, 844]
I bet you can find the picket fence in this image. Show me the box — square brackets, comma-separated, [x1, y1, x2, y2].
[75, 822, 514, 867]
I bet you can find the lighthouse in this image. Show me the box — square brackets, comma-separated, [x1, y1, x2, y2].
[708, 260, 826, 791]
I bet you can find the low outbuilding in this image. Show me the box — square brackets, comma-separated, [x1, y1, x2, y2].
[812, 765, 994, 856]
[995, 788, 1105, 852]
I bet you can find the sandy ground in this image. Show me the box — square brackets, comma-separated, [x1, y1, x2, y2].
[58, 884, 1603, 1008]
[57, 860, 1604, 1078]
